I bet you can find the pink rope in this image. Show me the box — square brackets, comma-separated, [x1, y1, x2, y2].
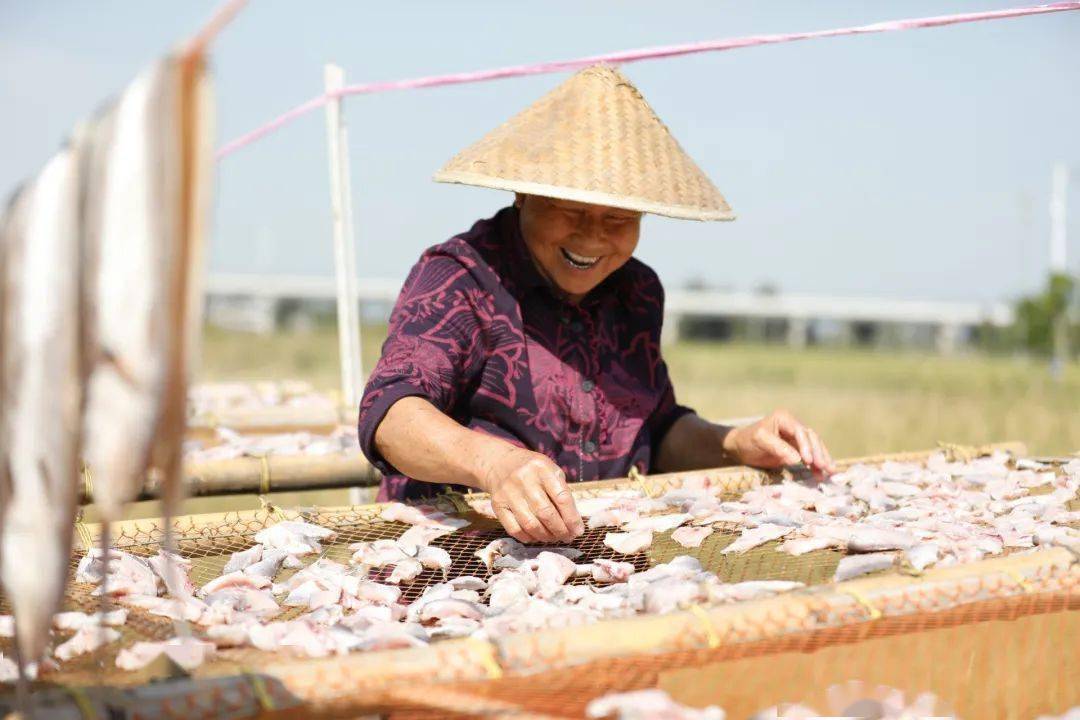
[215, 1, 1080, 160]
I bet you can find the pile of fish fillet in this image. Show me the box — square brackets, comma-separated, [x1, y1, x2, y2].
[585, 684, 1080, 719]
[187, 381, 337, 423]
[585, 682, 1080, 719]
[1, 451, 1076, 681]
[182, 425, 361, 464]
[585, 682, 945, 719]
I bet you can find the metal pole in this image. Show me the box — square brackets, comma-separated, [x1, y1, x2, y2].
[1050, 162, 1068, 274]
[324, 64, 364, 411]
[1049, 162, 1070, 380]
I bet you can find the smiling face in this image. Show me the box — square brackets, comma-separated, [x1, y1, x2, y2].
[516, 194, 642, 304]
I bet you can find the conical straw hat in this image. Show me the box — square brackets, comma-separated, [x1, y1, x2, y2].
[434, 65, 734, 221]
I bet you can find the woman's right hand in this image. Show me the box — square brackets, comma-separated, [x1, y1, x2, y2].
[479, 447, 584, 545]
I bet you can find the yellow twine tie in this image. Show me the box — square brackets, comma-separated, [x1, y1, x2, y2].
[440, 491, 471, 516]
[467, 638, 504, 680]
[257, 454, 272, 495]
[245, 671, 275, 711]
[629, 466, 652, 498]
[687, 604, 721, 649]
[844, 589, 882, 620]
[81, 463, 95, 501]
[257, 496, 286, 522]
[74, 509, 93, 551]
[62, 685, 98, 720]
[1006, 570, 1034, 594]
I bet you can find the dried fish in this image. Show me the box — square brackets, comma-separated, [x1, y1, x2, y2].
[0, 145, 84, 665]
[587, 508, 641, 529]
[621, 513, 692, 533]
[54, 626, 121, 661]
[223, 545, 263, 574]
[642, 579, 704, 614]
[671, 526, 713, 548]
[417, 599, 486, 624]
[474, 538, 524, 570]
[904, 543, 940, 572]
[416, 546, 453, 577]
[604, 531, 653, 555]
[845, 528, 917, 553]
[834, 552, 896, 582]
[380, 502, 469, 530]
[244, 548, 290, 579]
[721, 524, 793, 554]
[52, 610, 127, 631]
[777, 536, 840, 556]
[586, 689, 726, 719]
[254, 520, 335, 556]
[535, 552, 576, 597]
[200, 571, 271, 596]
[388, 558, 424, 585]
[115, 637, 215, 671]
[591, 559, 636, 584]
[707, 580, 804, 603]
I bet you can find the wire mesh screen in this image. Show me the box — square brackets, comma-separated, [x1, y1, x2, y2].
[1, 445, 1077, 719]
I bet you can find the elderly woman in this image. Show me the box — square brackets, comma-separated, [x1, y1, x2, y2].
[358, 66, 833, 545]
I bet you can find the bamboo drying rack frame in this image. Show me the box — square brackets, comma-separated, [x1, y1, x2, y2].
[9, 441, 1078, 720]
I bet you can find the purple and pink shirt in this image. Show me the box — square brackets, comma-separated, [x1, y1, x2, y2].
[357, 206, 693, 501]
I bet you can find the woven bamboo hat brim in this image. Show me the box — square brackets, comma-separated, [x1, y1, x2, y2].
[434, 65, 734, 222]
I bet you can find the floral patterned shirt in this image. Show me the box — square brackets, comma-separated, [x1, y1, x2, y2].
[357, 206, 693, 501]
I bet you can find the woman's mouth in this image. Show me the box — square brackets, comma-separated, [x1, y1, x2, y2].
[560, 247, 601, 270]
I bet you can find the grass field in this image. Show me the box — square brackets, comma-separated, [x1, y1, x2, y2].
[200, 325, 1080, 458]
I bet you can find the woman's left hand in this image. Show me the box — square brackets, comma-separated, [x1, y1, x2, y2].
[722, 409, 835, 475]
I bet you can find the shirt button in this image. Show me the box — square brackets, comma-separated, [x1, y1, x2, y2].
[582, 440, 597, 454]
[581, 379, 595, 392]
[570, 321, 584, 333]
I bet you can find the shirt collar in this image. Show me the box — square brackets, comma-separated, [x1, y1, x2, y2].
[498, 205, 632, 309]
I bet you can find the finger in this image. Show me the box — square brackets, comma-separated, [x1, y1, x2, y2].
[542, 471, 584, 537]
[526, 484, 572, 543]
[493, 503, 534, 544]
[758, 431, 802, 467]
[809, 429, 836, 472]
[774, 415, 813, 466]
[805, 428, 828, 472]
[509, 494, 555, 543]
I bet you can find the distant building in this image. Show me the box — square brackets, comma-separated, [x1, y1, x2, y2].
[205, 274, 1013, 354]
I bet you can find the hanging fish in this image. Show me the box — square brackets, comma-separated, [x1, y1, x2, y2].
[0, 145, 85, 666]
[81, 50, 212, 528]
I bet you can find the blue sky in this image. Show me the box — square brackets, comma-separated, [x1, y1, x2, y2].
[2, 1, 1078, 302]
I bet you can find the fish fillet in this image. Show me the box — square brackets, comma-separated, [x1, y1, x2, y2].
[622, 513, 692, 533]
[115, 637, 215, 671]
[591, 559, 636, 583]
[80, 60, 184, 523]
[54, 626, 121, 662]
[223, 545, 263, 574]
[604, 531, 653, 555]
[721, 524, 793, 554]
[0, 147, 85, 664]
[834, 552, 896, 582]
[671, 526, 713, 548]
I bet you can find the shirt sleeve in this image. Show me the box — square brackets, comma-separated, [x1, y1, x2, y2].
[646, 358, 695, 459]
[640, 275, 694, 459]
[357, 252, 488, 475]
